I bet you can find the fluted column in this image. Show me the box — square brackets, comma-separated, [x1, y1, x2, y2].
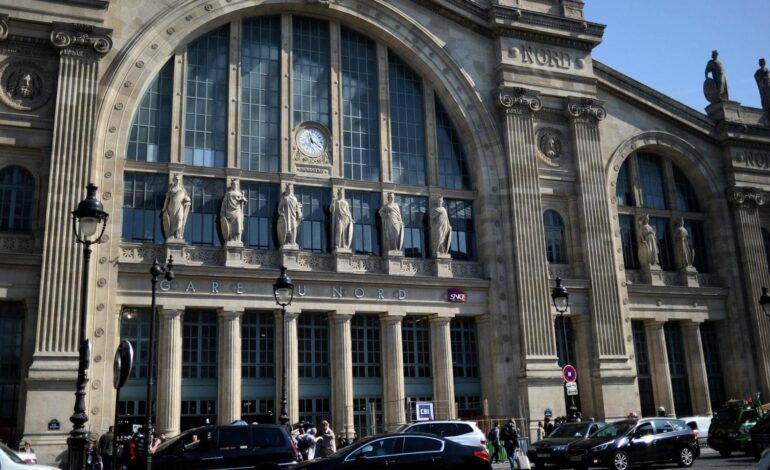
[380, 314, 405, 430]
[157, 309, 183, 436]
[331, 312, 354, 439]
[275, 310, 299, 423]
[728, 187, 770, 400]
[682, 321, 712, 415]
[571, 315, 597, 419]
[644, 320, 675, 416]
[430, 315, 455, 420]
[475, 315, 495, 415]
[217, 310, 242, 425]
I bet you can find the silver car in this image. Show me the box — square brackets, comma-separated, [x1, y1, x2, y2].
[394, 420, 487, 449]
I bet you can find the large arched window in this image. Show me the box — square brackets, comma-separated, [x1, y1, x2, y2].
[0, 166, 34, 233]
[543, 210, 567, 264]
[123, 16, 476, 259]
[615, 152, 708, 272]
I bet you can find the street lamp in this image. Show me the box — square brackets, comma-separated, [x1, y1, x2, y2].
[761, 287, 770, 320]
[69, 183, 109, 470]
[550, 277, 577, 422]
[273, 266, 294, 428]
[145, 256, 174, 470]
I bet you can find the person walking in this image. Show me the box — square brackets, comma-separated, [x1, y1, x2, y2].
[98, 426, 115, 470]
[536, 421, 546, 441]
[317, 420, 336, 458]
[488, 421, 501, 463]
[544, 417, 554, 435]
[502, 418, 519, 470]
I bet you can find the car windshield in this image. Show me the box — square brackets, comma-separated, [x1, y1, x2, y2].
[590, 421, 634, 438]
[549, 423, 593, 438]
[331, 436, 382, 459]
[0, 442, 26, 464]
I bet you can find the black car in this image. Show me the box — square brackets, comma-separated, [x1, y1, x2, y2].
[150, 423, 297, 469]
[526, 421, 606, 468]
[292, 432, 491, 469]
[566, 418, 699, 470]
[749, 412, 770, 460]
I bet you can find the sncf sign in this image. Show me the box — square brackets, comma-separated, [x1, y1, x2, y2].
[447, 289, 468, 303]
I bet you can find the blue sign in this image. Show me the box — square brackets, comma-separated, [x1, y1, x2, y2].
[544, 408, 552, 418]
[48, 419, 60, 431]
[416, 402, 434, 421]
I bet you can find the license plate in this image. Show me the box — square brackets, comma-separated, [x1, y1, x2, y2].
[570, 456, 583, 462]
[537, 453, 550, 458]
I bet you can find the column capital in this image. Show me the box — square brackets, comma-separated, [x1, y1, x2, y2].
[727, 186, 767, 207]
[159, 308, 184, 319]
[496, 86, 542, 114]
[330, 312, 355, 323]
[379, 313, 406, 324]
[681, 319, 704, 330]
[50, 22, 113, 56]
[565, 97, 607, 122]
[218, 309, 244, 320]
[644, 319, 666, 329]
[429, 314, 454, 326]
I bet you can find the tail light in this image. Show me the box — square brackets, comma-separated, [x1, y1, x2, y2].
[474, 449, 490, 461]
[129, 440, 137, 465]
[691, 430, 699, 440]
[481, 438, 487, 446]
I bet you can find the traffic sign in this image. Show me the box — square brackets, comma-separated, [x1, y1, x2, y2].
[416, 402, 434, 421]
[565, 382, 578, 396]
[544, 408, 553, 418]
[562, 364, 577, 383]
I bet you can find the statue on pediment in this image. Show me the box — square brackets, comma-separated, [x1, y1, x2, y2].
[220, 178, 247, 245]
[673, 217, 695, 270]
[755, 58, 770, 112]
[330, 188, 353, 250]
[277, 183, 303, 248]
[704, 50, 729, 104]
[431, 196, 452, 257]
[637, 214, 659, 267]
[162, 173, 191, 241]
[379, 192, 404, 253]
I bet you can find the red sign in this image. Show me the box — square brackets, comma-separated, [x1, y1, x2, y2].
[562, 364, 577, 383]
[447, 289, 468, 303]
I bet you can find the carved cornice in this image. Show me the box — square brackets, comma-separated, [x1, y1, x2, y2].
[50, 22, 113, 55]
[727, 187, 766, 207]
[0, 14, 8, 42]
[565, 97, 606, 121]
[497, 87, 542, 114]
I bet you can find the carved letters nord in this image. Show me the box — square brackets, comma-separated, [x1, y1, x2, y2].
[509, 44, 585, 70]
[733, 149, 770, 170]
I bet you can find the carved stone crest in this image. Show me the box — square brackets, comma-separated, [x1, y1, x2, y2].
[537, 129, 564, 166]
[0, 60, 52, 111]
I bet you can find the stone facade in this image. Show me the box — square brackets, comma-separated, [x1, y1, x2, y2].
[0, 0, 768, 466]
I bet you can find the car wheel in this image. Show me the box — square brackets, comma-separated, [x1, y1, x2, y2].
[719, 449, 732, 458]
[611, 450, 629, 470]
[677, 446, 695, 467]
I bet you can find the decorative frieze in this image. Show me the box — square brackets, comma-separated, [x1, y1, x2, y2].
[0, 234, 35, 253]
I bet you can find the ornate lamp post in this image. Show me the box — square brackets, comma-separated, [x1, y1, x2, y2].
[69, 183, 108, 470]
[761, 287, 770, 320]
[273, 266, 294, 427]
[145, 256, 174, 470]
[551, 277, 577, 421]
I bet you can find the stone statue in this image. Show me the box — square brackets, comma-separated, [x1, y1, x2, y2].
[637, 214, 659, 267]
[330, 188, 354, 250]
[277, 183, 302, 248]
[704, 50, 729, 104]
[162, 173, 191, 241]
[220, 178, 247, 245]
[673, 218, 695, 270]
[540, 132, 561, 159]
[430, 196, 452, 257]
[379, 192, 404, 253]
[755, 58, 770, 112]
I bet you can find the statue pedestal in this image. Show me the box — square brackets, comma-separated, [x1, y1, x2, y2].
[164, 239, 186, 265]
[705, 100, 742, 122]
[280, 245, 302, 271]
[385, 250, 404, 275]
[641, 265, 665, 286]
[433, 253, 453, 278]
[334, 248, 354, 273]
[679, 266, 700, 287]
[224, 243, 244, 268]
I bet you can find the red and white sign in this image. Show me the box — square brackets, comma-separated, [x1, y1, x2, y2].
[562, 364, 577, 383]
[447, 289, 468, 303]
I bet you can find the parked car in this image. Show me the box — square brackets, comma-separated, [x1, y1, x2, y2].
[566, 418, 699, 470]
[150, 423, 297, 469]
[292, 432, 492, 469]
[14, 449, 38, 464]
[0, 442, 58, 470]
[526, 420, 605, 468]
[394, 420, 486, 449]
[748, 411, 770, 460]
[679, 416, 712, 446]
[708, 399, 762, 457]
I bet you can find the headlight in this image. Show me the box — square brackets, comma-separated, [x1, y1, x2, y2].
[591, 442, 612, 452]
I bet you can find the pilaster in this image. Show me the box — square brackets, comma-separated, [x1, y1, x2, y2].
[157, 309, 183, 436]
[682, 321, 712, 416]
[331, 312, 354, 439]
[644, 320, 675, 417]
[571, 315, 597, 420]
[217, 310, 243, 425]
[276, 310, 299, 423]
[430, 315, 455, 420]
[475, 315, 496, 416]
[380, 314, 405, 430]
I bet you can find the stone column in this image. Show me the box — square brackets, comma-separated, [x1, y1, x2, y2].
[275, 310, 299, 423]
[331, 312, 355, 439]
[644, 320, 675, 416]
[475, 315, 495, 417]
[380, 314, 406, 430]
[682, 321, 712, 415]
[566, 97, 636, 418]
[728, 188, 770, 400]
[217, 310, 242, 425]
[571, 315, 597, 420]
[157, 309, 183, 436]
[496, 87, 562, 420]
[430, 315, 455, 420]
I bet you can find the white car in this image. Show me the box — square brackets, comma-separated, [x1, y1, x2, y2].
[395, 420, 487, 449]
[679, 415, 712, 446]
[0, 442, 58, 470]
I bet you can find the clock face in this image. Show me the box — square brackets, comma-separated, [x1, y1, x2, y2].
[298, 126, 326, 156]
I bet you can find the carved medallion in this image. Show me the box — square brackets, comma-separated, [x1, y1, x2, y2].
[537, 129, 566, 166]
[0, 60, 51, 111]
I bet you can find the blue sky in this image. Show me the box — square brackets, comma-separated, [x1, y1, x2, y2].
[584, 0, 770, 112]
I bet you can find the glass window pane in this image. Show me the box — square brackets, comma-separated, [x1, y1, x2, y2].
[637, 153, 667, 210]
[0, 166, 34, 233]
[402, 317, 431, 378]
[128, 60, 173, 162]
[619, 215, 638, 269]
[292, 17, 330, 128]
[543, 210, 567, 264]
[183, 177, 225, 246]
[450, 317, 478, 378]
[122, 172, 167, 244]
[241, 182, 279, 249]
[673, 165, 700, 212]
[446, 199, 475, 261]
[616, 160, 634, 206]
[388, 52, 425, 186]
[347, 191, 380, 256]
[396, 195, 427, 258]
[436, 99, 470, 190]
[295, 186, 330, 253]
[241, 312, 275, 379]
[298, 314, 329, 378]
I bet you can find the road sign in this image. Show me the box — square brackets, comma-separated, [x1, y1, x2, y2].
[544, 408, 553, 418]
[562, 364, 577, 383]
[416, 402, 434, 421]
[565, 382, 579, 396]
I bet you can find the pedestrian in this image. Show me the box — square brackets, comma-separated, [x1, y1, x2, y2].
[488, 421, 501, 463]
[98, 426, 114, 470]
[296, 426, 311, 461]
[536, 421, 545, 441]
[87, 437, 103, 470]
[502, 418, 519, 470]
[657, 406, 666, 417]
[317, 420, 336, 457]
[305, 428, 318, 460]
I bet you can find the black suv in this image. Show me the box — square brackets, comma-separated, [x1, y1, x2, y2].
[567, 418, 699, 470]
[526, 421, 605, 468]
[150, 423, 297, 469]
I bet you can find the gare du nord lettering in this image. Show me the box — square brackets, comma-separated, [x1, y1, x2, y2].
[158, 279, 408, 301]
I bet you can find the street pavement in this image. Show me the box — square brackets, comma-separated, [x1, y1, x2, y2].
[490, 447, 758, 469]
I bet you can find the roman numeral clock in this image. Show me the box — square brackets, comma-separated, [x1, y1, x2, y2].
[294, 121, 332, 176]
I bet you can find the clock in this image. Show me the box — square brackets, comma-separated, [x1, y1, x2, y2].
[297, 125, 327, 156]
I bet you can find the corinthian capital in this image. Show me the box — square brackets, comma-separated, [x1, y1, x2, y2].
[50, 22, 113, 55]
[727, 187, 767, 207]
[497, 86, 542, 114]
[565, 97, 607, 121]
